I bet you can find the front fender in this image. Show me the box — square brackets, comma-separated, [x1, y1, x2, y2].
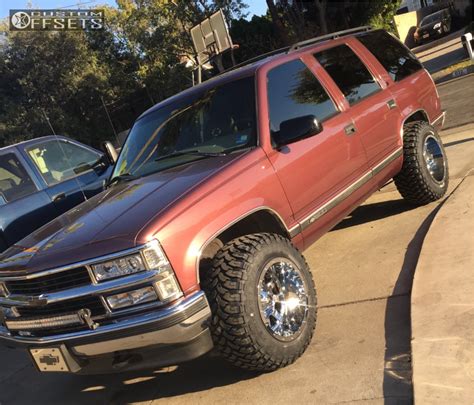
[136, 148, 297, 295]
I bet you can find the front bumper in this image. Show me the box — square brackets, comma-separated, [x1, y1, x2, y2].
[0, 291, 213, 374]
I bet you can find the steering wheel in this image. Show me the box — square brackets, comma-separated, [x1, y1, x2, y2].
[233, 119, 253, 131]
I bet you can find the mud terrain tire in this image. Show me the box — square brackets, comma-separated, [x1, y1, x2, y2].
[202, 233, 317, 371]
[394, 121, 449, 205]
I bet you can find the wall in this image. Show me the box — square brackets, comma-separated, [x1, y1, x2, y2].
[394, 11, 419, 48]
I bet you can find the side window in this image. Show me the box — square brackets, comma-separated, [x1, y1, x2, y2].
[267, 59, 338, 140]
[357, 30, 423, 82]
[0, 153, 37, 204]
[314, 45, 381, 106]
[27, 140, 100, 186]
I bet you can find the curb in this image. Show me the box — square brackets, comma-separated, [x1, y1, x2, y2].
[411, 173, 474, 404]
[434, 64, 474, 84]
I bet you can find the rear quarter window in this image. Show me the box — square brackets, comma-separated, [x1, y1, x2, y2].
[357, 30, 423, 82]
[314, 44, 381, 106]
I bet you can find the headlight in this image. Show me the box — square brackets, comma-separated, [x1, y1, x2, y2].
[433, 22, 441, 29]
[91, 254, 147, 282]
[91, 240, 171, 282]
[91, 240, 182, 304]
[106, 287, 158, 310]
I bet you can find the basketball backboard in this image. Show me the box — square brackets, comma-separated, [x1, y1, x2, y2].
[190, 9, 233, 66]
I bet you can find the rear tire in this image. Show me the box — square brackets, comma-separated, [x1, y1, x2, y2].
[394, 121, 449, 205]
[202, 233, 317, 371]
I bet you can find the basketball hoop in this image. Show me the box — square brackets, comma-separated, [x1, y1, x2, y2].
[190, 9, 236, 83]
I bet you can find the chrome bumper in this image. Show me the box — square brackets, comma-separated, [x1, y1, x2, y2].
[0, 291, 210, 345]
[0, 291, 213, 374]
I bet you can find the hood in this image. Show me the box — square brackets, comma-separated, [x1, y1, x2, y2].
[0, 152, 245, 275]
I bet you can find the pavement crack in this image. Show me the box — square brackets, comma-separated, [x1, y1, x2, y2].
[317, 292, 409, 310]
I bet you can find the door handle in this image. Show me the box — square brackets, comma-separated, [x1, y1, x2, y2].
[52, 192, 66, 203]
[387, 99, 397, 110]
[344, 123, 357, 135]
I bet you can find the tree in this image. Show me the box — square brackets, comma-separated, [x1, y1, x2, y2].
[314, 0, 328, 34]
[0, 30, 113, 147]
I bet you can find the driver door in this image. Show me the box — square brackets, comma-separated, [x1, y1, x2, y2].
[263, 58, 369, 236]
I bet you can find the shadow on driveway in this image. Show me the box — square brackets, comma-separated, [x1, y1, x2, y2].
[382, 203, 443, 404]
[333, 198, 418, 231]
[0, 351, 260, 404]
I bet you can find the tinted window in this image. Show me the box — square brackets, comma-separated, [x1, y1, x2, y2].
[267, 59, 337, 138]
[27, 140, 100, 186]
[0, 153, 37, 203]
[314, 45, 381, 105]
[113, 76, 257, 179]
[357, 30, 423, 82]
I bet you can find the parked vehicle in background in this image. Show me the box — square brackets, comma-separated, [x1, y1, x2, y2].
[0, 28, 448, 375]
[414, 8, 452, 44]
[0, 136, 113, 253]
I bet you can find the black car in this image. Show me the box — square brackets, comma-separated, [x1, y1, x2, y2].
[414, 8, 452, 45]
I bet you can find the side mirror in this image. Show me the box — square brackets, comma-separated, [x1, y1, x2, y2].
[102, 141, 118, 165]
[273, 115, 323, 148]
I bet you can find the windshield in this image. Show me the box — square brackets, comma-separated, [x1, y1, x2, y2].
[421, 11, 443, 26]
[113, 76, 257, 179]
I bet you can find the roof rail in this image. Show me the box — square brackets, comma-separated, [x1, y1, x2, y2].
[224, 45, 291, 73]
[289, 26, 372, 52]
[219, 26, 372, 76]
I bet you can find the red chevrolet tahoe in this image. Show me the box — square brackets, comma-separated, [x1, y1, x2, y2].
[0, 28, 448, 374]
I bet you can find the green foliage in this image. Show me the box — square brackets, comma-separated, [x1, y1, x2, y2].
[0, 30, 112, 147]
[1, 0, 403, 148]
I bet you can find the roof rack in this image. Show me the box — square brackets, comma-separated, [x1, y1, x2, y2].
[289, 26, 372, 52]
[221, 26, 372, 75]
[224, 45, 291, 73]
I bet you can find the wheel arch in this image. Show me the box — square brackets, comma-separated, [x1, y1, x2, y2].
[403, 109, 429, 126]
[197, 207, 291, 282]
[399, 109, 430, 143]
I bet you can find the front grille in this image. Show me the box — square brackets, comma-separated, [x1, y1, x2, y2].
[5, 267, 92, 295]
[16, 296, 106, 319]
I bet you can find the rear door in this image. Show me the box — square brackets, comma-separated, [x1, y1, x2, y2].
[313, 39, 402, 168]
[24, 139, 107, 214]
[0, 150, 59, 249]
[263, 57, 369, 232]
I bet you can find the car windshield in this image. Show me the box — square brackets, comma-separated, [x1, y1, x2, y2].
[421, 11, 443, 26]
[112, 76, 257, 179]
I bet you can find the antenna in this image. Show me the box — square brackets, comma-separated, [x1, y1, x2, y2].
[41, 108, 56, 135]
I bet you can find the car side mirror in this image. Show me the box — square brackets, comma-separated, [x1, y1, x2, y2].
[102, 141, 118, 165]
[273, 115, 323, 148]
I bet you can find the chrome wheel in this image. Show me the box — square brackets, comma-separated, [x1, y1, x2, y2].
[258, 258, 309, 342]
[423, 134, 446, 184]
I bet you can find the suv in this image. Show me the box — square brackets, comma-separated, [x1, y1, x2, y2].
[0, 136, 113, 253]
[0, 28, 448, 374]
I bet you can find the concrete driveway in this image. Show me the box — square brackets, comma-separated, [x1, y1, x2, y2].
[1, 76, 473, 405]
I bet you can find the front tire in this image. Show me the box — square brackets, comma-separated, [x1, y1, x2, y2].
[202, 233, 317, 371]
[394, 121, 449, 205]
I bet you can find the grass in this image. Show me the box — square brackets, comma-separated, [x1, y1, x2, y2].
[441, 59, 474, 75]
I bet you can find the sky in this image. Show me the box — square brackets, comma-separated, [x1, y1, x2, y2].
[1, 0, 268, 19]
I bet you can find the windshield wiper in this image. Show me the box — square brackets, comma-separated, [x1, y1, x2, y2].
[107, 172, 135, 188]
[154, 150, 228, 162]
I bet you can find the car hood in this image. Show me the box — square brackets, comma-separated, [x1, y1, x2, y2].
[0, 152, 245, 274]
